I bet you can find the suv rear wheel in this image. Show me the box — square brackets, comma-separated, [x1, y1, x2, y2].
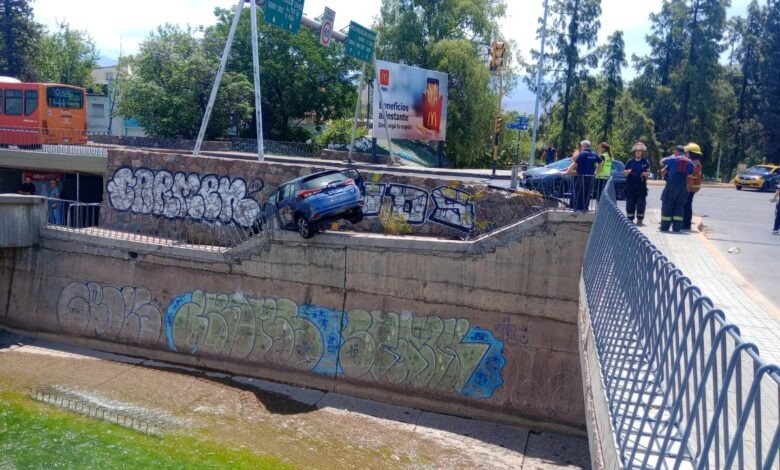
[295, 214, 315, 239]
[348, 209, 364, 224]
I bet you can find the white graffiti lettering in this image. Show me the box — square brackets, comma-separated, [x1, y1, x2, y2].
[106, 167, 262, 227]
[56, 281, 162, 345]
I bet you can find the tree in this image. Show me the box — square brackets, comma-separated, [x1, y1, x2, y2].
[722, 1, 766, 179]
[117, 24, 253, 139]
[600, 31, 626, 142]
[428, 39, 496, 167]
[0, 0, 40, 79]
[207, 7, 356, 141]
[31, 22, 99, 88]
[676, 0, 729, 158]
[631, 0, 690, 145]
[374, 0, 508, 167]
[760, 0, 780, 164]
[529, 0, 602, 155]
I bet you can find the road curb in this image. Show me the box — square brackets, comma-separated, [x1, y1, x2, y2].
[694, 218, 780, 322]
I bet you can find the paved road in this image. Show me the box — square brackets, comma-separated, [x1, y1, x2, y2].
[640, 185, 780, 308]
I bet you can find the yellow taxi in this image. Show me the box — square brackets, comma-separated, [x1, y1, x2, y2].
[734, 164, 780, 192]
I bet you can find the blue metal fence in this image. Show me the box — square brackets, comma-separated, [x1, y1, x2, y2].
[582, 180, 779, 469]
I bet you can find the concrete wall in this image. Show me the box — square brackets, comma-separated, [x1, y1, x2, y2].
[0, 210, 591, 433]
[0, 195, 46, 247]
[579, 279, 622, 469]
[101, 149, 550, 243]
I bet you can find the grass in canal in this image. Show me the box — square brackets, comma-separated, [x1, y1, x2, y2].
[0, 391, 293, 469]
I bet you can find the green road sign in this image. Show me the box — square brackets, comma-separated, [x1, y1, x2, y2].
[264, 0, 304, 34]
[345, 21, 376, 63]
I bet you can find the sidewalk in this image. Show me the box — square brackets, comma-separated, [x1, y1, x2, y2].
[636, 209, 780, 365]
[0, 331, 589, 469]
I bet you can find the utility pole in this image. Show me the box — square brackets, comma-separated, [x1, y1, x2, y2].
[528, 0, 550, 169]
[490, 41, 506, 177]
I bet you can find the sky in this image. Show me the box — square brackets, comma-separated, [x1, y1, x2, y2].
[34, 0, 753, 112]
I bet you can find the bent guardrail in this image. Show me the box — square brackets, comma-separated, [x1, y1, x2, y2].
[582, 180, 779, 469]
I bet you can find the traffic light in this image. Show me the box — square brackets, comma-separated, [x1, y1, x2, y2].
[495, 115, 504, 134]
[490, 41, 505, 71]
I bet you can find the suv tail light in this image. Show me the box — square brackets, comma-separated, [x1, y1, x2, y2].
[297, 188, 323, 199]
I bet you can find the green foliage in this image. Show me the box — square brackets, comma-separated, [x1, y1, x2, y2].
[316, 118, 367, 145]
[759, 0, 780, 164]
[209, 8, 356, 141]
[375, 0, 507, 168]
[0, 0, 40, 79]
[528, 0, 602, 155]
[428, 39, 496, 167]
[31, 22, 99, 88]
[631, 0, 729, 163]
[0, 391, 291, 469]
[117, 24, 253, 139]
[600, 31, 626, 141]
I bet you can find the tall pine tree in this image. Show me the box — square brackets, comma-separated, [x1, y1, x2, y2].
[0, 0, 40, 79]
[723, 0, 766, 178]
[600, 31, 626, 141]
[760, 0, 780, 163]
[530, 0, 602, 154]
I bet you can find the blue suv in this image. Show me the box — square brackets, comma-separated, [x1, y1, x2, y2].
[263, 169, 366, 238]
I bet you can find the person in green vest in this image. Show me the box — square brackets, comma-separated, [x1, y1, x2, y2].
[594, 142, 614, 202]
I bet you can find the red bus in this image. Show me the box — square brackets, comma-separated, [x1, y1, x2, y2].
[0, 78, 88, 148]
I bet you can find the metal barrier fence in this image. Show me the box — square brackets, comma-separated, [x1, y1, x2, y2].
[582, 180, 779, 468]
[0, 126, 109, 156]
[230, 138, 324, 158]
[39, 198, 268, 255]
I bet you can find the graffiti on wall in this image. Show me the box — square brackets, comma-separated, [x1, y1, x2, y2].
[106, 167, 265, 227]
[56, 281, 162, 344]
[164, 290, 505, 398]
[362, 183, 476, 232]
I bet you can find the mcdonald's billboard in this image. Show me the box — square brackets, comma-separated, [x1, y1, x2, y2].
[372, 60, 448, 141]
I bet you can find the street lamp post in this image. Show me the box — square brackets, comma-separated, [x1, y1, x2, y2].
[528, 0, 550, 170]
[490, 41, 506, 178]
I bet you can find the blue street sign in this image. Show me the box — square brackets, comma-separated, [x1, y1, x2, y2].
[507, 116, 529, 130]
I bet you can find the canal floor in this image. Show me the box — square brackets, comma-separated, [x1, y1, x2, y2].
[0, 331, 590, 469]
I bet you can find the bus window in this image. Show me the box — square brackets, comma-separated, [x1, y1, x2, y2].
[0, 90, 3, 114]
[24, 90, 38, 115]
[46, 86, 83, 109]
[4, 89, 22, 115]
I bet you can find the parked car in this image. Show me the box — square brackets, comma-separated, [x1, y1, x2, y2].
[734, 164, 780, 192]
[520, 157, 627, 200]
[262, 169, 366, 238]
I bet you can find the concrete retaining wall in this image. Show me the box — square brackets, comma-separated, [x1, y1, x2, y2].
[0, 195, 46, 247]
[579, 278, 622, 469]
[101, 149, 550, 243]
[0, 210, 591, 433]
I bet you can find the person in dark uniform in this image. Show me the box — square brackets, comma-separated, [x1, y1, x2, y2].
[567, 140, 603, 212]
[17, 176, 35, 195]
[545, 145, 557, 165]
[623, 142, 651, 225]
[660, 147, 694, 232]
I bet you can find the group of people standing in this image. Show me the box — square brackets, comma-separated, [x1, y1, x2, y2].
[564, 139, 703, 233]
[622, 141, 703, 232]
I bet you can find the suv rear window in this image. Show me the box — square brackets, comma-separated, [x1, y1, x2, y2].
[302, 172, 348, 189]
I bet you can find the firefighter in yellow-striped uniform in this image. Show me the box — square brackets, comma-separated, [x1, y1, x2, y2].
[682, 143, 703, 231]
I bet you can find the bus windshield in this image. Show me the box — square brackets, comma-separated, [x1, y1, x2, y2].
[46, 86, 83, 109]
